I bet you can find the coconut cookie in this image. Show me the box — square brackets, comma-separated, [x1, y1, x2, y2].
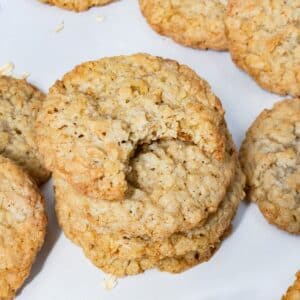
[0, 76, 50, 185]
[36, 53, 231, 205]
[54, 164, 245, 276]
[226, 0, 300, 96]
[0, 156, 47, 299]
[38, 0, 113, 12]
[283, 272, 300, 300]
[240, 98, 300, 233]
[139, 0, 228, 50]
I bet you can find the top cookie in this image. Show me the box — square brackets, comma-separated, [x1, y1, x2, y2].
[0, 76, 50, 185]
[226, 0, 300, 96]
[0, 156, 47, 299]
[38, 0, 113, 11]
[240, 98, 300, 233]
[36, 53, 230, 202]
[139, 0, 228, 50]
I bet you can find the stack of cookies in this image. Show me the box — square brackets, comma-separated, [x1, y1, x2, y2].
[36, 53, 245, 276]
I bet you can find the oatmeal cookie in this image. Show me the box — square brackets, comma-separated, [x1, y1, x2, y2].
[226, 0, 300, 96]
[283, 272, 300, 300]
[240, 98, 300, 233]
[139, 0, 228, 50]
[0, 156, 47, 299]
[0, 76, 50, 185]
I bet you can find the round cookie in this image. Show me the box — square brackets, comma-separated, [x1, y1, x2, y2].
[0, 156, 47, 299]
[36, 53, 231, 209]
[0, 76, 50, 185]
[282, 272, 300, 300]
[54, 164, 245, 276]
[38, 0, 113, 12]
[139, 0, 228, 50]
[240, 98, 300, 233]
[226, 0, 300, 96]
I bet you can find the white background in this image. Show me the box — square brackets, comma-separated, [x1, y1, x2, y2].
[0, 1, 299, 299]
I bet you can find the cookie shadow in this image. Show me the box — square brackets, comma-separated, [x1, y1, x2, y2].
[18, 178, 61, 296]
[232, 197, 250, 232]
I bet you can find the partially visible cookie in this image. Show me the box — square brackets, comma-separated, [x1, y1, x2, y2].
[283, 272, 300, 300]
[0, 76, 50, 185]
[38, 0, 113, 11]
[240, 98, 300, 233]
[139, 0, 228, 50]
[0, 156, 47, 299]
[54, 164, 245, 276]
[226, 0, 300, 96]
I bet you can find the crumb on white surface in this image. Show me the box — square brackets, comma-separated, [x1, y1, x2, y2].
[0, 62, 14, 76]
[95, 15, 105, 23]
[102, 275, 118, 291]
[55, 21, 64, 33]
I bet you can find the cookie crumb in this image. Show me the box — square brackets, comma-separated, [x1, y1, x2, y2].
[0, 63, 14, 76]
[102, 275, 118, 291]
[95, 15, 105, 23]
[55, 21, 64, 33]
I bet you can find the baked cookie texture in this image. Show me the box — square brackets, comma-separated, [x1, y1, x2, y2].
[0, 156, 47, 300]
[0, 76, 50, 185]
[36, 53, 231, 204]
[139, 0, 228, 50]
[283, 272, 300, 300]
[54, 164, 245, 276]
[226, 0, 300, 96]
[240, 98, 300, 233]
[38, 0, 113, 11]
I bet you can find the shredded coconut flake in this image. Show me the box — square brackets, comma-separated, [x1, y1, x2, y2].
[15, 72, 30, 80]
[0, 63, 14, 76]
[55, 21, 64, 33]
[102, 275, 118, 291]
[95, 15, 105, 23]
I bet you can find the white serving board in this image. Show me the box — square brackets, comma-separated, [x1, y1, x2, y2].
[0, 1, 299, 299]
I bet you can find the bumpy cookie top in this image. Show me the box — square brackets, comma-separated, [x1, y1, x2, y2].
[0, 156, 47, 299]
[0, 76, 50, 185]
[37, 53, 230, 202]
[139, 0, 228, 50]
[54, 162, 245, 276]
[52, 135, 237, 240]
[38, 0, 113, 11]
[226, 0, 300, 96]
[282, 272, 300, 300]
[240, 98, 300, 233]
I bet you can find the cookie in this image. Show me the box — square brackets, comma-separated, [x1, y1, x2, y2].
[283, 272, 300, 300]
[54, 164, 245, 276]
[0, 76, 50, 185]
[38, 0, 113, 12]
[36, 53, 231, 207]
[0, 156, 47, 299]
[240, 98, 300, 233]
[226, 0, 300, 96]
[139, 0, 228, 50]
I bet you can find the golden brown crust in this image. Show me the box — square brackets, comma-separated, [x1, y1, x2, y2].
[36, 53, 230, 211]
[54, 164, 245, 276]
[0, 76, 50, 185]
[226, 0, 300, 96]
[139, 0, 228, 50]
[282, 272, 300, 300]
[0, 156, 47, 299]
[240, 98, 300, 233]
[38, 0, 113, 12]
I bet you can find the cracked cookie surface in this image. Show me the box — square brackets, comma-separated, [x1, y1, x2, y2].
[38, 0, 113, 11]
[226, 0, 300, 96]
[139, 0, 228, 50]
[240, 98, 300, 233]
[0, 156, 47, 300]
[54, 163, 245, 276]
[37, 53, 237, 239]
[0, 76, 50, 185]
